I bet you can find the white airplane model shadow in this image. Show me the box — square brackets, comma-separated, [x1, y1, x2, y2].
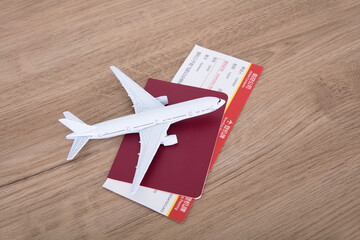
[59, 66, 226, 194]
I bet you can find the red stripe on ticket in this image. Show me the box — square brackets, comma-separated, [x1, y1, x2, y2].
[167, 64, 263, 222]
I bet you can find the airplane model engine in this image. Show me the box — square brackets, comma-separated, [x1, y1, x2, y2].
[155, 96, 168, 105]
[161, 134, 178, 146]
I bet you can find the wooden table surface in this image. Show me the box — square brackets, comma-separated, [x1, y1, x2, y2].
[1, 1, 359, 239]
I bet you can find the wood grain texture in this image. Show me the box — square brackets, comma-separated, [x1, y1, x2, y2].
[1, 0, 359, 239]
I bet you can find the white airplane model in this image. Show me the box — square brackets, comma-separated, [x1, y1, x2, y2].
[59, 66, 226, 194]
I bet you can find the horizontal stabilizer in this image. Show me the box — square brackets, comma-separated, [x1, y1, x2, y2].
[59, 118, 95, 133]
[67, 136, 90, 160]
[63, 111, 85, 124]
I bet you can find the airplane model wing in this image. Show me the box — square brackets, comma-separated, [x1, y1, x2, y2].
[110, 66, 172, 194]
[130, 122, 171, 194]
[110, 66, 164, 113]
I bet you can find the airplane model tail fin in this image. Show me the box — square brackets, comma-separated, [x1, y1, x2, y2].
[59, 112, 95, 160]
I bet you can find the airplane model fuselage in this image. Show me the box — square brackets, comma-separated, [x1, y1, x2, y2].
[67, 97, 224, 140]
[59, 66, 225, 194]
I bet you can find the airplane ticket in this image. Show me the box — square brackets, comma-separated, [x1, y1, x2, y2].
[173, 45, 251, 104]
[103, 45, 263, 222]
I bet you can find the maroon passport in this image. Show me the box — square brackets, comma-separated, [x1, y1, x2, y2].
[107, 78, 227, 198]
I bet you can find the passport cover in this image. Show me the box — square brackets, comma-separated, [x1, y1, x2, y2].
[107, 78, 227, 198]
